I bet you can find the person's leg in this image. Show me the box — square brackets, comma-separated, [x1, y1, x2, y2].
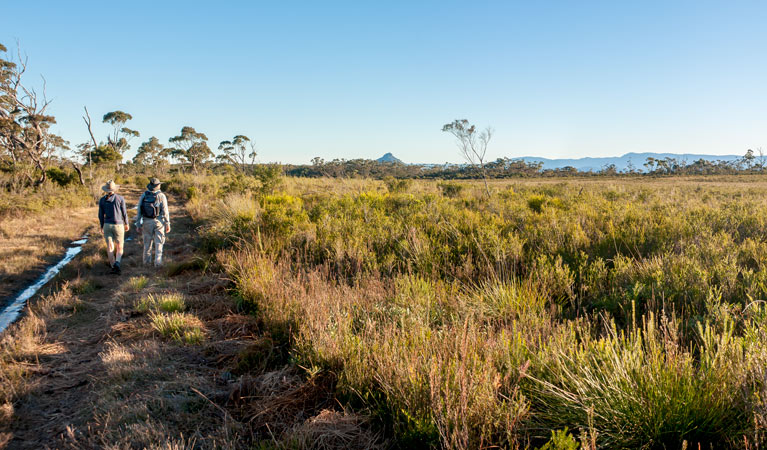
[105, 236, 115, 266]
[142, 224, 154, 265]
[104, 224, 116, 267]
[114, 226, 125, 265]
[153, 220, 166, 266]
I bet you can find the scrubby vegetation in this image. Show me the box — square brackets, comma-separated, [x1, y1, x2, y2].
[173, 174, 767, 448]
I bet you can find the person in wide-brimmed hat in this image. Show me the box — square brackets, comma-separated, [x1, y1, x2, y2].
[135, 177, 171, 267]
[98, 179, 129, 274]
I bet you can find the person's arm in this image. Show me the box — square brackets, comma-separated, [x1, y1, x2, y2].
[98, 198, 105, 228]
[135, 192, 144, 227]
[120, 196, 129, 230]
[161, 193, 171, 231]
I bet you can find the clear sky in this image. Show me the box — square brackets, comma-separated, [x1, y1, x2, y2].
[1, 1, 766, 164]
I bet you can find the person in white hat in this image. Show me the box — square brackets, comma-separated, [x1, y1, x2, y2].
[97, 179, 129, 274]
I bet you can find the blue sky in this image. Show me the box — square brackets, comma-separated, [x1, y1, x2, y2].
[1, 1, 766, 164]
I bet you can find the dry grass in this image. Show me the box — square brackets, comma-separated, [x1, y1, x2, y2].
[0, 206, 97, 298]
[287, 409, 384, 450]
[0, 283, 85, 425]
[127, 275, 150, 292]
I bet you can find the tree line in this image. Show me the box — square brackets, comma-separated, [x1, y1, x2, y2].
[1, 42, 763, 195]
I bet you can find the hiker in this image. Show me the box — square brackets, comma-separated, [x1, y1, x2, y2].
[135, 177, 171, 267]
[98, 180, 129, 275]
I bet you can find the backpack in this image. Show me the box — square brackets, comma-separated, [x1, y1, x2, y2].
[141, 191, 162, 219]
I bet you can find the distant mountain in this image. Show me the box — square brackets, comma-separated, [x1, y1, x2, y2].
[517, 152, 743, 172]
[377, 152, 403, 164]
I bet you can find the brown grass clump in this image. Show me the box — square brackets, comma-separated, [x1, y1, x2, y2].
[287, 409, 384, 450]
[229, 369, 336, 438]
[99, 342, 136, 379]
[207, 313, 259, 339]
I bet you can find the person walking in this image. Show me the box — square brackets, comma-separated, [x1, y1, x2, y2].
[98, 180, 129, 275]
[135, 177, 171, 267]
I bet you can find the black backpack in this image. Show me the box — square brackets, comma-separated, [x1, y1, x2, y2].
[141, 191, 161, 219]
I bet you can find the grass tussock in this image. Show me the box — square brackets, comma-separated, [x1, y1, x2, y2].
[150, 312, 205, 345]
[283, 409, 384, 450]
[127, 275, 150, 292]
[136, 293, 186, 314]
[165, 258, 207, 277]
[71, 278, 100, 295]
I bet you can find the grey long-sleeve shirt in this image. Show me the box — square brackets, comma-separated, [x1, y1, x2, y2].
[134, 190, 170, 227]
[98, 193, 128, 227]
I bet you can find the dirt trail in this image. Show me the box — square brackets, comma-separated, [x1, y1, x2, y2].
[0, 188, 215, 449]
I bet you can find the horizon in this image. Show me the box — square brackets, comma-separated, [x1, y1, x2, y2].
[2, 1, 766, 164]
[383, 150, 746, 164]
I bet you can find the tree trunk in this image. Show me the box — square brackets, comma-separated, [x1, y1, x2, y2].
[71, 162, 85, 186]
[34, 169, 46, 187]
[480, 164, 491, 198]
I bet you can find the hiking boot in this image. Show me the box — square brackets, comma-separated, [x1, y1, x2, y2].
[112, 262, 122, 275]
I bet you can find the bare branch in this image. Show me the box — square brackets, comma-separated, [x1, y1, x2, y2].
[83, 106, 99, 148]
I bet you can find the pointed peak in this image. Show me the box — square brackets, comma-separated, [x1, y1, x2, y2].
[377, 153, 403, 164]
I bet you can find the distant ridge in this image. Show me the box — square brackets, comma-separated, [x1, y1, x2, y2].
[377, 152, 403, 164]
[518, 152, 743, 172]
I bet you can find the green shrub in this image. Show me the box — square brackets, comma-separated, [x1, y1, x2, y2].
[198, 176, 767, 448]
[45, 167, 78, 187]
[253, 164, 283, 196]
[186, 185, 199, 199]
[527, 194, 546, 213]
[384, 176, 412, 193]
[437, 181, 464, 198]
[539, 428, 579, 450]
[222, 173, 259, 194]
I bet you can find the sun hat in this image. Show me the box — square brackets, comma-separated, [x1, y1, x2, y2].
[146, 177, 162, 191]
[102, 179, 119, 193]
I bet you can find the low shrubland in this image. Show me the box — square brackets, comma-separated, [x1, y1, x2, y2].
[4, 171, 767, 447]
[161, 176, 767, 447]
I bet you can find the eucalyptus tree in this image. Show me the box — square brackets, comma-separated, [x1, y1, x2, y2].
[0, 42, 66, 188]
[102, 110, 139, 159]
[133, 136, 170, 170]
[82, 107, 139, 171]
[217, 134, 256, 172]
[169, 126, 212, 173]
[442, 119, 494, 198]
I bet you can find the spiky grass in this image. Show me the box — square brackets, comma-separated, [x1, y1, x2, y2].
[149, 312, 204, 345]
[71, 278, 99, 295]
[127, 275, 149, 292]
[136, 293, 185, 313]
[156, 293, 185, 313]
